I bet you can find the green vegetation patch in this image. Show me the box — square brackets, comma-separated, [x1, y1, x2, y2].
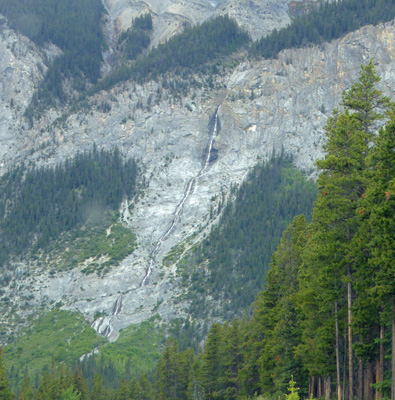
[40, 217, 136, 276]
[79, 318, 166, 388]
[100, 319, 165, 374]
[0, 147, 138, 269]
[118, 13, 153, 61]
[4, 309, 106, 384]
[162, 242, 186, 267]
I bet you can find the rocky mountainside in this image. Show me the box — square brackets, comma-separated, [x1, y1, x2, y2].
[1, 0, 395, 344]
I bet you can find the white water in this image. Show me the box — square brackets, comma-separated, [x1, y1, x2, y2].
[101, 0, 116, 76]
[92, 107, 220, 337]
[141, 106, 221, 286]
[91, 297, 122, 337]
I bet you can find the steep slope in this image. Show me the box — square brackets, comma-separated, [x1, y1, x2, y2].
[106, 0, 293, 46]
[1, 3, 395, 347]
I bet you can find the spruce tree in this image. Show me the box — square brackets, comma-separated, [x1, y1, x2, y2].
[255, 215, 308, 396]
[365, 108, 395, 400]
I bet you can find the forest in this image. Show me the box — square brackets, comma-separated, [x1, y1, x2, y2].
[2, 61, 395, 400]
[0, 146, 138, 268]
[250, 0, 395, 59]
[179, 155, 316, 327]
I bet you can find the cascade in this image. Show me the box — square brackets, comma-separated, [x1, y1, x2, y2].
[92, 106, 221, 336]
[140, 105, 221, 286]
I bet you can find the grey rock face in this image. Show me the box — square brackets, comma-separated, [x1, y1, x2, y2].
[105, 0, 304, 45]
[1, 6, 395, 343]
[0, 17, 45, 169]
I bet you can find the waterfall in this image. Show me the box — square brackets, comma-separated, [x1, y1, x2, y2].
[141, 106, 221, 286]
[92, 107, 221, 336]
[91, 297, 122, 338]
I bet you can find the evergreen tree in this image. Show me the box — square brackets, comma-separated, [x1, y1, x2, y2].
[255, 215, 308, 397]
[297, 61, 389, 400]
[60, 386, 81, 400]
[364, 107, 395, 400]
[202, 324, 224, 399]
[91, 374, 107, 400]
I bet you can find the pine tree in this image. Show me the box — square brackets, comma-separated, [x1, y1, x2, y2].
[202, 324, 224, 399]
[342, 59, 390, 139]
[255, 215, 308, 397]
[365, 108, 395, 400]
[60, 386, 81, 400]
[299, 108, 367, 400]
[91, 374, 107, 400]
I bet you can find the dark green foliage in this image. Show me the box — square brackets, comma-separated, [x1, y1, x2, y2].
[254, 215, 309, 397]
[0, 147, 138, 267]
[250, 0, 395, 59]
[93, 15, 249, 93]
[184, 154, 316, 320]
[0, 0, 106, 117]
[118, 14, 153, 61]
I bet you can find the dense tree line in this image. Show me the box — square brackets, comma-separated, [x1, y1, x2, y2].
[0, 0, 106, 118]
[182, 155, 316, 322]
[92, 15, 249, 93]
[0, 146, 138, 267]
[250, 0, 395, 59]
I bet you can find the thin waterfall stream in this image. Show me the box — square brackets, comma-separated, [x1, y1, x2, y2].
[140, 105, 221, 286]
[92, 106, 221, 337]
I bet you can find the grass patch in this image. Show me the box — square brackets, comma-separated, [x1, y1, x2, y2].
[4, 309, 106, 386]
[38, 216, 136, 276]
[98, 318, 165, 376]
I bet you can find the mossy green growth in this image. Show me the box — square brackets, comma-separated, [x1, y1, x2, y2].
[98, 318, 165, 376]
[162, 242, 186, 267]
[39, 217, 136, 276]
[4, 309, 106, 377]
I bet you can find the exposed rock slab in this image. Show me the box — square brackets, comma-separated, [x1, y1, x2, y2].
[1, 13, 395, 342]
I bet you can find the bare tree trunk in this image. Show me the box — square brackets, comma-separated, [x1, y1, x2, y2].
[364, 362, 374, 400]
[312, 376, 316, 399]
[358, 359, 363, 400]
[336, 298, 342, 400]
[325, 376, 331, 400]
[392, 299, 395, 400]
[318, 377, 322, 398]
[378, 325, 385, 400]
[376, 359, 381, 400]
[344, 327, 348, 400]
[348, 267, 354, 400]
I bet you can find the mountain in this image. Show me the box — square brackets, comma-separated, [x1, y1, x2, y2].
[1, 0, 395, 371]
